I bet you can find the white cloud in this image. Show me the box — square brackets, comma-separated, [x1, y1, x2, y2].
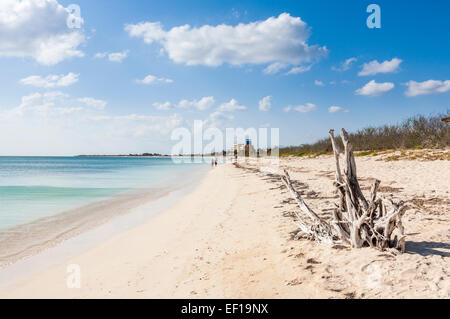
[332, 57, 357, 71]
[294, 103, 316, 113]
[285, 65, 312, 75]
[405, 80, 450, 97]
[152, 97, 215, 111]
[258, 96, 272, 112]
[1, 91, 79, 119]
[355, 80, 395, 96]
[0, 0, 85, 65]
[284, 103, 316, 113]
[328, 106, 348, 113]
[152, 101, 172, 110]
[125, 13, 328, 70]
[94, 52, 107, 59]
[125, 22, 166, 44]
[95, 50, 129, 63]
[263, 62, 287, 74]
[20, 72, 79, 88]
[202, 110, 236, 129]
[137, 74, 173, 84]
[78, 97, 107, 110]
[358, 58, 402, 76]
[202, 98, 246, 128]
[314, 80, 324, 86]
[208, 110, 234, 122]
[0, 92, 183, 155]
[178, 96, 215, 111]
[218, 99, 247, 112]
[108, 50, 129, 62]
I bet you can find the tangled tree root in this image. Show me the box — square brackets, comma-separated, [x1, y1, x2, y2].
[281, 129, 407, 253]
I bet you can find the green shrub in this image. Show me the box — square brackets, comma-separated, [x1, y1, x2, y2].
[280, 112, 449, 156]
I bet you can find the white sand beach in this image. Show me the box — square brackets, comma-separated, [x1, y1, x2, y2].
[0, 155, 449, 299]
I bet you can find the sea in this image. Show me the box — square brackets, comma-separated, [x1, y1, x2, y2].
[0, 156, 208, 230]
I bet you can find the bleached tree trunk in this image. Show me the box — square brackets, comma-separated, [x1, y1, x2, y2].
[280, 128, 407, 253]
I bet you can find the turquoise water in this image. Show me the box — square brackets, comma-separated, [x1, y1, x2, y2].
[0, 157, 206, 230]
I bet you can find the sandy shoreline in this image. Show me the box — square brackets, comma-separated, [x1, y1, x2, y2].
[0, 156, 448, 298]
[0, 186, 174, 268]
[0, 164, 209, 284]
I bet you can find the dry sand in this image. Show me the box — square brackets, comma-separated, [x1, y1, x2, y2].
[0, 155, 449, 298]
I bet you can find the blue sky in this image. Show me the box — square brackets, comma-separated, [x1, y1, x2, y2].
[0, 0, 449, 155]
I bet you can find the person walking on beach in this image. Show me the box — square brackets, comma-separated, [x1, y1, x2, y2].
[211, 158, 214, 167]
[215, 158, 218, 167]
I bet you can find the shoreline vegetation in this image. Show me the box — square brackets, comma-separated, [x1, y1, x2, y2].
[280, 113, 450, 158]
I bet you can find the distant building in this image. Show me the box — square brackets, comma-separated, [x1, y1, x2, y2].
[231, 144, 245, 153]
[230, 139, 256, 156]
[244, 139, 255, 155]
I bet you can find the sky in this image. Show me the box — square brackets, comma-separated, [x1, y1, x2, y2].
[0, 0, 449, 155]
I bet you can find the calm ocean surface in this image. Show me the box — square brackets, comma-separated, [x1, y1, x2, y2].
[0, 156, 207, 230]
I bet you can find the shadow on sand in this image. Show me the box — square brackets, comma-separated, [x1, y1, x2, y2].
[406, 241, 450, 257]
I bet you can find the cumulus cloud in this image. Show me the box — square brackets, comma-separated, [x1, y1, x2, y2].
[95, 50, 129, 63]
[218, 99, 247, 112]
[202, 99, 247, 128]
[0, 0, 85, 65]
[152, 101, 172, 111]
[314, 80, 324, 86]
[258, 96, 272, 112]
[358, 58, 402, 76]
[78, 97, 107, 110]
[405, 80, 450, 97]
[294, 103, 316, 113]
[356, 80, 395, 96]
[94, 52, 108, 59]
[91, 113, 183, 136]
[201, 109, 236, 129]
[0, 92, 183, 155]
[1, 91, 79, 119]
[207, 110, 234, 123]
[284, 103, 316, 113]
[20, 72, 79, 88]
[108, 50, 129, 62]
[125, 13, 328, 72]
[125, 21, 166, 44]
[263, 62, 287, 74]
[328, 106, 348, 113]
[285, 65, 312, 75]
[153, 97, 215, 111]
[178, 96, 215, 111]
[332, 57, 357, 71]
[137, 74, 173, 84]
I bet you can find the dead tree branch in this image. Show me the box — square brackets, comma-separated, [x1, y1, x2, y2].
[282, 128, 407, 253]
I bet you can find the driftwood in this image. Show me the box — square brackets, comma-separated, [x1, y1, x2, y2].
[282, 128, 407, 253]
